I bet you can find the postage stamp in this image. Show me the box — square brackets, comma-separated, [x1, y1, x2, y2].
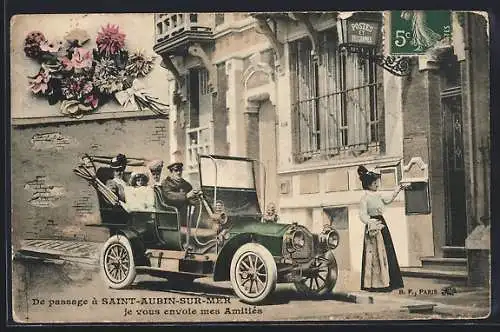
[7, 11, 491, 324]
[389, 10, 453, 55]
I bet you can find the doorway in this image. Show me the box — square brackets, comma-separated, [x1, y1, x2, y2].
[440, 53, 467, 246]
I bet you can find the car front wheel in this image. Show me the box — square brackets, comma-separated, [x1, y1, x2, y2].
[230, 243, 277, 304]
[100, 235, 136, 289]
[294, 251, 338, 296]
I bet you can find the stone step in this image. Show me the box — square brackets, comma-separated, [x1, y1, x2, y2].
[401, 267, 468, 283]
[421, 257, 467, 272]
[442, 246, 466, 258]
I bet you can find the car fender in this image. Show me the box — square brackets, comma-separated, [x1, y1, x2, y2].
[213, 232, 276, 282]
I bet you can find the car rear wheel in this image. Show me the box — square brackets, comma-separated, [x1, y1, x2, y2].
[294, 251, 338, 296]
[230, 243, 277, 304]
[101, 235, 136, 289]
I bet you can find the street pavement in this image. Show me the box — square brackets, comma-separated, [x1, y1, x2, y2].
[11, 239, 491, 323]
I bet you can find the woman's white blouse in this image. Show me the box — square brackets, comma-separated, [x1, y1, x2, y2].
[123, 186, 156, 211]
[359, 190, 390, 224]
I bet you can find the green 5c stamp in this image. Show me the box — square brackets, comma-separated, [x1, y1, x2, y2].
[390, 10, 452, 55]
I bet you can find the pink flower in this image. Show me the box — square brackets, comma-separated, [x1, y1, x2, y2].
[29, 70, 50, 94]
[61, 75, 94, 100]
[70, 47, 93, 70]
[96, 24, 126, 56]
[84, 94, 99, 108]
[60, 56, 73, 71]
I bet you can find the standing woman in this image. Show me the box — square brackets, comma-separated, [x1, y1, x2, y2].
[358, 165, 408, 292]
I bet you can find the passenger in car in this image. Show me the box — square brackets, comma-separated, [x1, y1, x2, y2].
[126, 171, 155, 210]
[130, 172, 149, 187]
[105, 153, 128, 202]
[147, 159, 164, 186]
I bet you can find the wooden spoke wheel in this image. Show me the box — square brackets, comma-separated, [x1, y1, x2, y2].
[230, 243, 277, 304]
[101, 235, 136, 289]
[294, 251, 338, 296]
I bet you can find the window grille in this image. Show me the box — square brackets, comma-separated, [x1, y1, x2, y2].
[290, 31, 382, 162]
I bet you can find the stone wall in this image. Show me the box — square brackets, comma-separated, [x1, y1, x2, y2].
[11, 117, 170, 249]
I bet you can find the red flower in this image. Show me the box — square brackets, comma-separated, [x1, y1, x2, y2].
[96, 24, 126, 56]
[84, 94, 99, 108]
[24, 31, 46, 58]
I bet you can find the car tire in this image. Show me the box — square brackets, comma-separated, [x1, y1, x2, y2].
[294, 251, 338, 296]
[230, 243, 277, 304]
[100, 235, 136, 289]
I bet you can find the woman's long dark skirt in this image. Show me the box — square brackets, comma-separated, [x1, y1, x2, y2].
[360, 215, 404, 292]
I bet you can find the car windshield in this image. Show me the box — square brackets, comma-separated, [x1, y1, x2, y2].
[199, 157, 255, 189]
[198, 156, 261, 218]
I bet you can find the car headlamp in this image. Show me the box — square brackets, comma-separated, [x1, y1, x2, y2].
[284, 227, 306, 252]
[292, 230, 305, 249]
[320, 227, 340, 250]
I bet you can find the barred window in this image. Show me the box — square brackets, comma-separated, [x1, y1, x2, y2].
[290, 31, 382, 162]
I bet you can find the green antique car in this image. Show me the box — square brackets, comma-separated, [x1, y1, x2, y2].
[76, 154, 340, 304]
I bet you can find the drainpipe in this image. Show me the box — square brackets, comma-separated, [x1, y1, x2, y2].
[464, 13, 477, 232]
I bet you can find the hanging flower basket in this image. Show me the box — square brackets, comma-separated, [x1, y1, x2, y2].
[24, 24, 168, 118]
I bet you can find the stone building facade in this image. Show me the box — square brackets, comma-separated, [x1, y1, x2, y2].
[153, 11, 490, 284]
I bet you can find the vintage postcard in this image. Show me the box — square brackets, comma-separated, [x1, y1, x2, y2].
[8, 11, 491, 324]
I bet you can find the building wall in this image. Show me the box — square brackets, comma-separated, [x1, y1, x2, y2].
[11, 117, 170, 249]
[466, 13, 490, 228]
[158, 13, 490, 276]
[273, 14, 413, 270]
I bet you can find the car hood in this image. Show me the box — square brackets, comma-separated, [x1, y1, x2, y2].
[229, 222, 291, 237]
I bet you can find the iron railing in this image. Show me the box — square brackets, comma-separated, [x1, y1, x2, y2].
[154, 13, 213, 43]
[186, 125, 213, 171]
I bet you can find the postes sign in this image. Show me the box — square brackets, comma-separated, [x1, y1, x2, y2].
[346, 20, 380, 47]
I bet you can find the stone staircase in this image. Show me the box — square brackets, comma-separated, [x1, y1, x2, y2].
[401, 246, 468, 284]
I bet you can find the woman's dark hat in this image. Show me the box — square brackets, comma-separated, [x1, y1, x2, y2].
[357, 165, 381, 180]
[167, 162, 183, 172]
[110, 153, 127, 170]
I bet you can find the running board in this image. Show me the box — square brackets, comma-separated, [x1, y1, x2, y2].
[144, 249, 216, 275]
[136, 266, 210, 278]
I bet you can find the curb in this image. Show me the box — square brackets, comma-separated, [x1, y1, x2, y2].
[343, 290, 489, 317]
[331, 291, 374, 304]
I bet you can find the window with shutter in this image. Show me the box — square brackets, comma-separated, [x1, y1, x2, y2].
[290, 30, 383, 163]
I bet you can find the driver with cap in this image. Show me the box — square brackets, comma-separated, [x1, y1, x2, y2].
[160, 153, 201, 207]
